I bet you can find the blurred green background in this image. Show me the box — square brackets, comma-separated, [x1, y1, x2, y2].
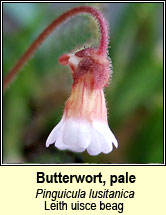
[3, 3, 163, 164]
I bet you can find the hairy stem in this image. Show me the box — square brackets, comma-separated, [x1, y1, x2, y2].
[3, 6, 109, 90]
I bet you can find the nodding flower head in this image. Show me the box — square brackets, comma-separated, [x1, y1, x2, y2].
[46, 47, 118, 155]
[59, 48, 111, 89]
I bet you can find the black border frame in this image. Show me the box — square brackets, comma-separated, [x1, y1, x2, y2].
[1, 1, 165, 166]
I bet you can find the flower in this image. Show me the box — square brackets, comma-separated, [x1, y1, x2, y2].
[46, 48, 118, 155]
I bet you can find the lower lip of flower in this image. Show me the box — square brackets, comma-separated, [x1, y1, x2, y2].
[46, 116, 118, 156]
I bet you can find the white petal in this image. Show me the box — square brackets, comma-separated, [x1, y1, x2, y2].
[93, 121, 118, 149]
[55, 131, 68, 150]
[68, 54, 81, 67]
[46, 117, 65, 147]
[62, 118, 91, 152]
[87, 129, 106, 156]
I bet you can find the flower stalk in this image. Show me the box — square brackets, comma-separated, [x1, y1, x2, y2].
[3, 6, 108, 90]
